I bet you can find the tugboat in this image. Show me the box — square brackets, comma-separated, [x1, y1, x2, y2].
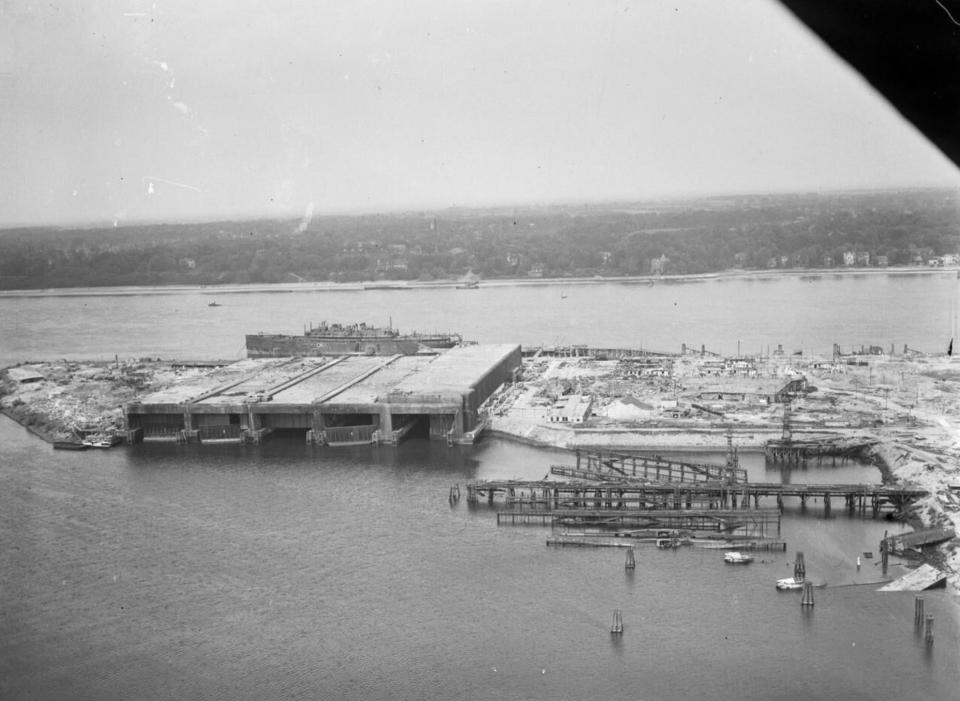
[723, 551, 754, 564]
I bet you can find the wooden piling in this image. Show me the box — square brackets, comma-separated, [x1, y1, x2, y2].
[881, 531, 889, 574]
[625, 548, 636, 570]
[914, 596, 925, 627]
[801, 581, 814, 606]
[925, 614, 934, 644]
[794, 551, 806, 582]
[611, 608, 623, 634]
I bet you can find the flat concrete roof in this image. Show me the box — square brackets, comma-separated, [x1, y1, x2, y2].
[129, 344, 521, 413]
[197, 358, 325, 406]
[334, 355, 435, 404]
[387, 344, 519, 400]
[136, 358, 291, 404]
[268, 355, 395, 405]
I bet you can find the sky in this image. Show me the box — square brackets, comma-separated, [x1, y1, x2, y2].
[1, 0, 958, 227]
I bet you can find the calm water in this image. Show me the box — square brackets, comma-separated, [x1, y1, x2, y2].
[2, 274, 960, 700]
[2, 271, 959, 366]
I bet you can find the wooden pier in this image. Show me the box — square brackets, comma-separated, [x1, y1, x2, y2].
[495, 507, 781, 537]
[570, 449, 747, 484]
[764, 438, 867, 463]
[545, 534, 788, 550]
[467, 479, 927, 517]
[881, 527, 956, 556]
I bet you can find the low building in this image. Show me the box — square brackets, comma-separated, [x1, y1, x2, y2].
[549, 394, 593, 424]
[125, 344, 522, 445]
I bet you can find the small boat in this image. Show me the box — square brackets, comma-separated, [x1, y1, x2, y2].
[455, 280, 480, 289]
[53, 441, 87, 451]
[81, 434, 121, 448]
[208, 301, 222, 307]
[776, 577, 804, 591]
[724, 551, 754, 564]
[656, 538, 681, 549]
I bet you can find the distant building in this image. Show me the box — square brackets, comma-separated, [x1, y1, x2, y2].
[843, 251, 856, 266]
[528, 264, 544, 278]
[876, 255, 889, 267]
[822, 254, 834, 267]
[650, 254, 668, 275]
[856, 251, 870, 266]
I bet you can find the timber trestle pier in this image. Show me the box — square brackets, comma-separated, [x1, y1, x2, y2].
[466, 480, 926, 521]
[559, 449, 747, 484]
[464, 447, 926, 537]
[764, 438, 869, 464]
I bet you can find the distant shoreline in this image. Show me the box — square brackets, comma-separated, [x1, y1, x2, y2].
[0, 265, 956, 298]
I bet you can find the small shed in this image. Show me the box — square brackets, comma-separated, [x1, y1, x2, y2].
[549, 395, 593, 424]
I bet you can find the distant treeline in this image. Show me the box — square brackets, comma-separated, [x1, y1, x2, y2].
[0, 189, 957, 290]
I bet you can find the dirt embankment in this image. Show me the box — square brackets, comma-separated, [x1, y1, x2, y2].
[0, 360, 202, 443]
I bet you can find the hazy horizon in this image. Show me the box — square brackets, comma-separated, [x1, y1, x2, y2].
[3, 1, 959, 228]
[4, 184, 960, 232]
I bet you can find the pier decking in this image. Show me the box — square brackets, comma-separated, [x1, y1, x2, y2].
[563, 449, 747, 484]
[467, 479, 926, 517]
[881, 527, 956, 555]
[496, 507, 781, 535]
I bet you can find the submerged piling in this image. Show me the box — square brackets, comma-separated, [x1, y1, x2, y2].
[800, 581, 814, 607]
[914, 596, 925, 628]
[625, 548, 636, 570]
[925, 614, 934, 644]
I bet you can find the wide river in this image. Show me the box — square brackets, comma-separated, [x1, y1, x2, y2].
[2, 272, 959, 700]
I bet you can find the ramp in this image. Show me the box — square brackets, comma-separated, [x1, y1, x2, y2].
[877, 564, 949, 592]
